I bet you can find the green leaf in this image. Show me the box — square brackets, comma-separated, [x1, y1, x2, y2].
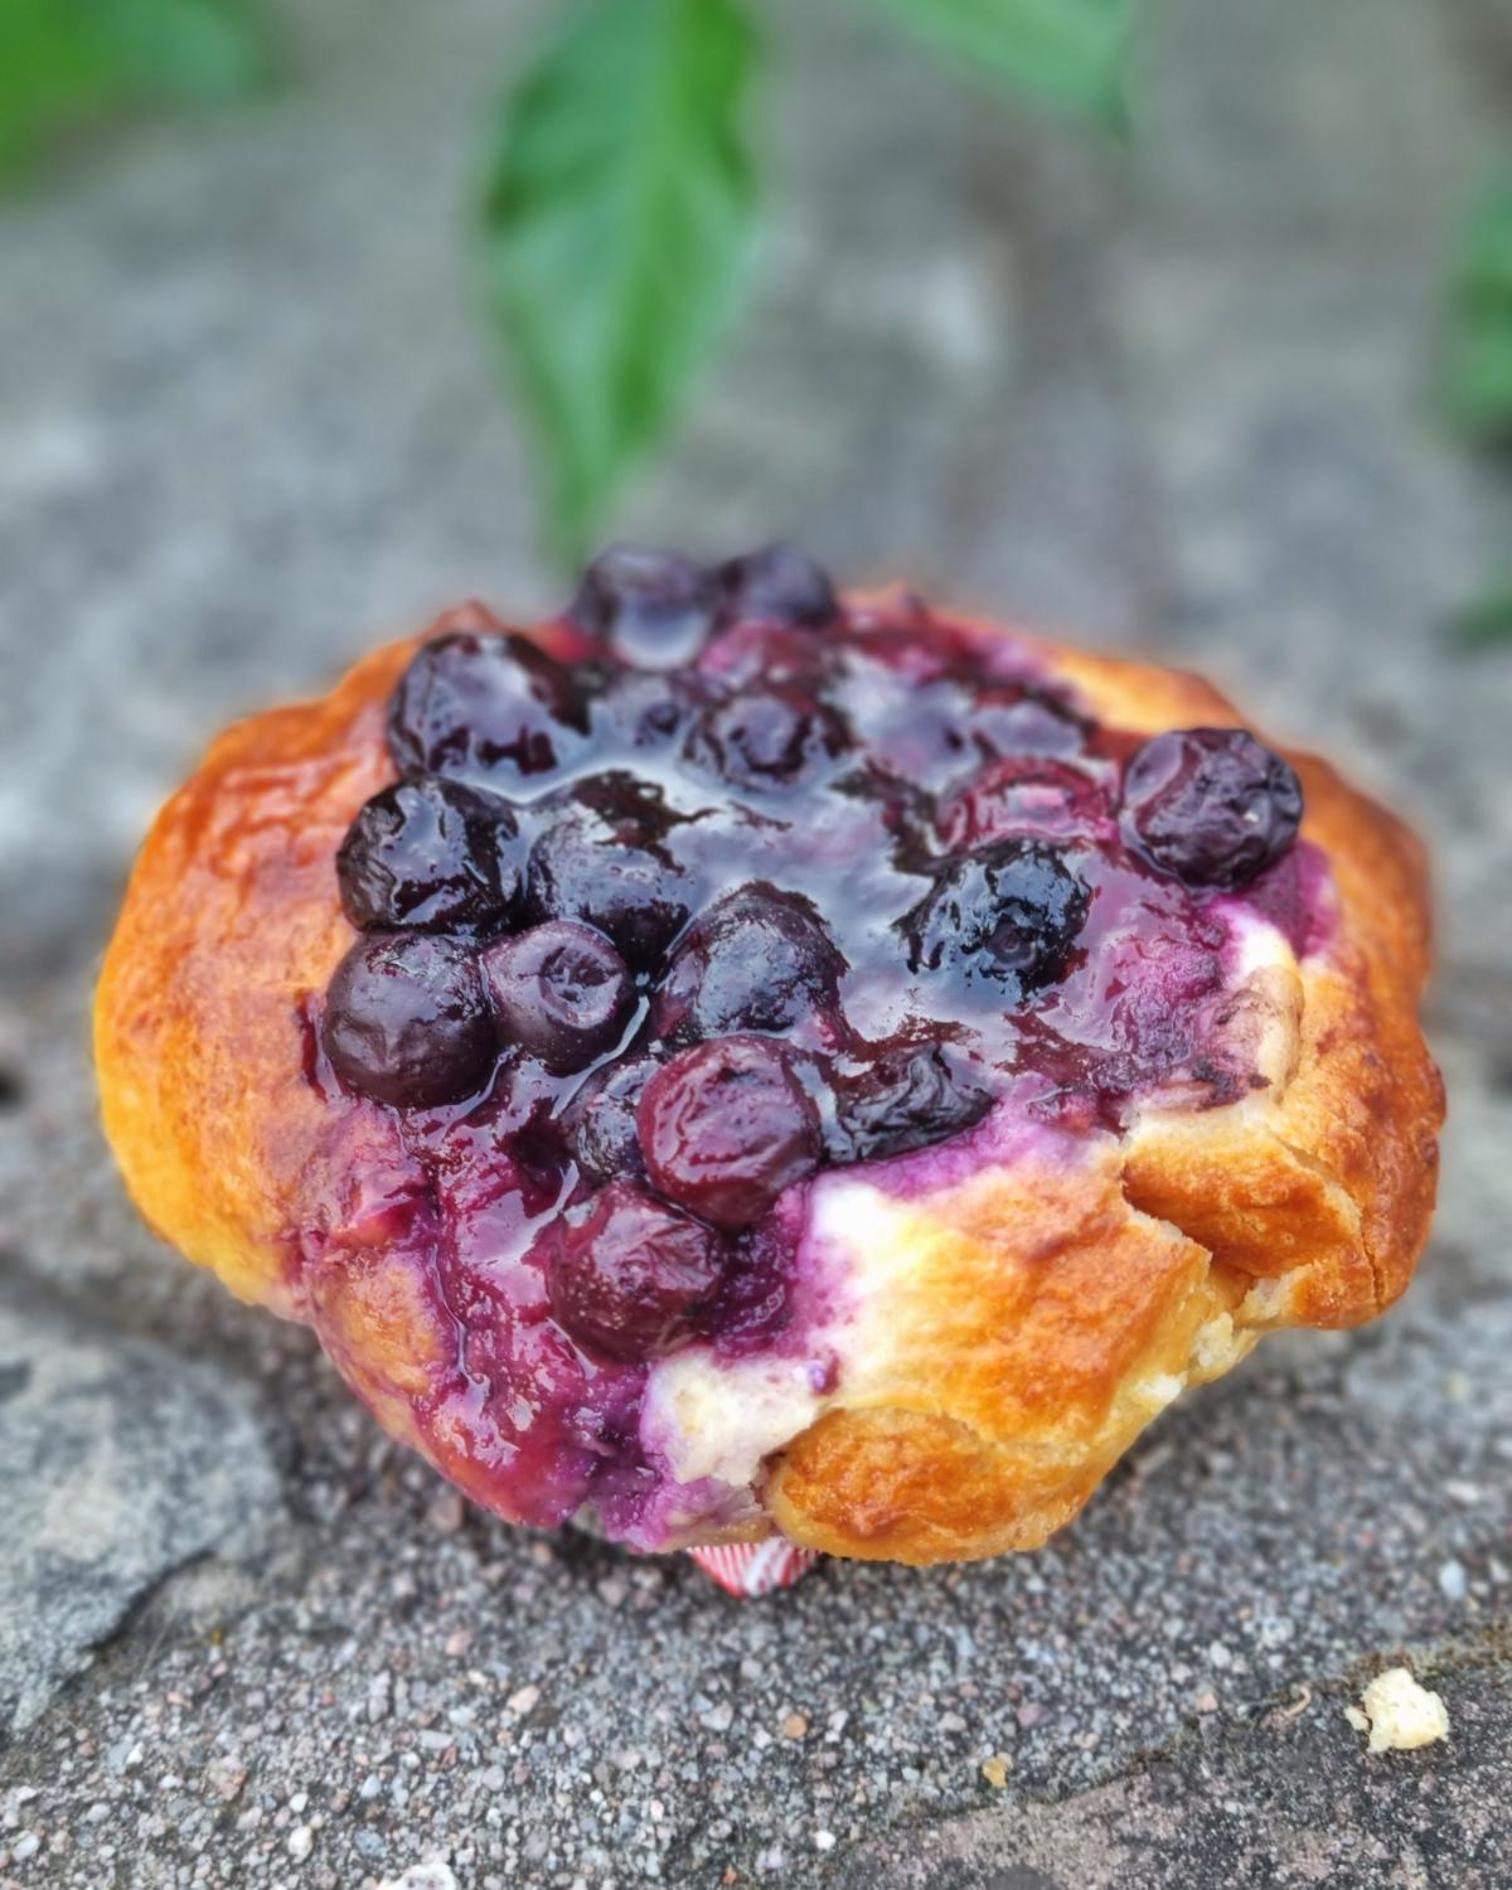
[1444, 171, 1512, 442]
[0, 1, 118, 175]
[483, 0, 761, 560]
[1449, 583, 1512, 651]
[94, 0, 271, 104]
[0, 0, 269, 181]
[853, 0, 1133, 130]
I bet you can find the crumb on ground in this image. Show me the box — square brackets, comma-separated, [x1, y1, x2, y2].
[1346, 1668, 1450, 1753]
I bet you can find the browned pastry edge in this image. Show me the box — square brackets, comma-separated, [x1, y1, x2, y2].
[94, 608, 1444, 1565]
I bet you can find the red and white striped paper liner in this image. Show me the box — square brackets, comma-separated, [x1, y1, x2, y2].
[686, 1538, 820, 1597]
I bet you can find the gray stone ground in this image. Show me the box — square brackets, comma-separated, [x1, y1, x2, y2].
[2, 0, 1511, 1884]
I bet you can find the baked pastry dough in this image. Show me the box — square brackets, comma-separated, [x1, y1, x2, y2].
[96, 547, 1443, 1564]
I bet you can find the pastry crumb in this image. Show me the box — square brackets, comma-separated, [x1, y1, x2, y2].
[1347, 1667, 1449, 1753]
[981, 1754, 1011, 1788]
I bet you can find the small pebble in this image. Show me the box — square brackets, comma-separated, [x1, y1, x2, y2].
[426, 1488, 466, 1533]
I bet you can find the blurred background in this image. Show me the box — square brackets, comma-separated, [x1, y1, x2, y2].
[3, 3, 1512, 1884]
[2, 0, 1509, 983]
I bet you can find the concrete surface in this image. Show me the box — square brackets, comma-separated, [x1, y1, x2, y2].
[1, 0, 1510, 1884]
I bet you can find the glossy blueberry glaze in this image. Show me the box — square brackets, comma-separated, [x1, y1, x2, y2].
[304, 548, 1326, 1544]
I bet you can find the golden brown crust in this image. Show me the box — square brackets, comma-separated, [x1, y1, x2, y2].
[95, 604, 1444, 1566]
[764, 1143, 1234, 1561]
[95, 633, 419, 1313]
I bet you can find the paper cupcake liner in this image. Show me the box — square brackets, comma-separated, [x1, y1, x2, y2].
[686, 1538, 821, 1596]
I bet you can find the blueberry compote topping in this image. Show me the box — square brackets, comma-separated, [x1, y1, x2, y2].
[1122, 728, 1303, 889]
[482, 922, 633, 1074]
[310, 547, 1317, 1542]
[652, 885, 843, 1044]
[570, 544, 717, 670]
[718, 542, 838, 630]
[901, 839, 1090, 999]
[639, 1036, 822, 1231]
[338, 777, 522, 933]
[548, 1183, 725, 1363]
[830, 1042, 993, 1164]
[323, 932, 496, 1109]
[390, 626, 589, 781]
[524, 773, 693, 968]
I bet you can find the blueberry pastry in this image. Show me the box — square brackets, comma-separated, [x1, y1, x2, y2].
[95, 548, 1444, 1564]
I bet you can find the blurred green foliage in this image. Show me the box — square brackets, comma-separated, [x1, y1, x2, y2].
[485, 0, 1134, 558]
[1449, 583, 1512, 650]
[0, 0, 268, 179]
[483, 0, 760, 564]
[1444, 169, 1512, 443]
[4, 0, 1132, 560]
[0, 0, 268, 178]
[1444, 169, 1512, 649]
[857, 0, 1131, 130]
[97, 0, 268, 97]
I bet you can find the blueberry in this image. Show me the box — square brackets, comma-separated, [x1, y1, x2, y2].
[1122, 728, 1303, 889]
[592, 666, 709, 753]
[902, 839, 1090, 998]
[525, 772, 694, 970]
[482, 921, 634, 1074]
[638, 1036, 821, 1230]
[696, 620, 832, 691]
[337, 777, 521, 933]
[831, 1043, 992, 1163]
[717, 543, 838, 628]
[935, 759, 1108, 853]
[687, 684, 849, 791]
[569, 545, 717, 669]
[840, 674, 976, 791]
[652, 884, 844, 1043]
[388, 631, 587, 784]
[321, 932, 497, 1108]
[548, 1182, 726, 1362]
[561, 1053, 663, 1184]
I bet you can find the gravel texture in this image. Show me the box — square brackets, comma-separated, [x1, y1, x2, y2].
[2, 0, 1511, 1885]
[0, 1284, 280, 1736]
